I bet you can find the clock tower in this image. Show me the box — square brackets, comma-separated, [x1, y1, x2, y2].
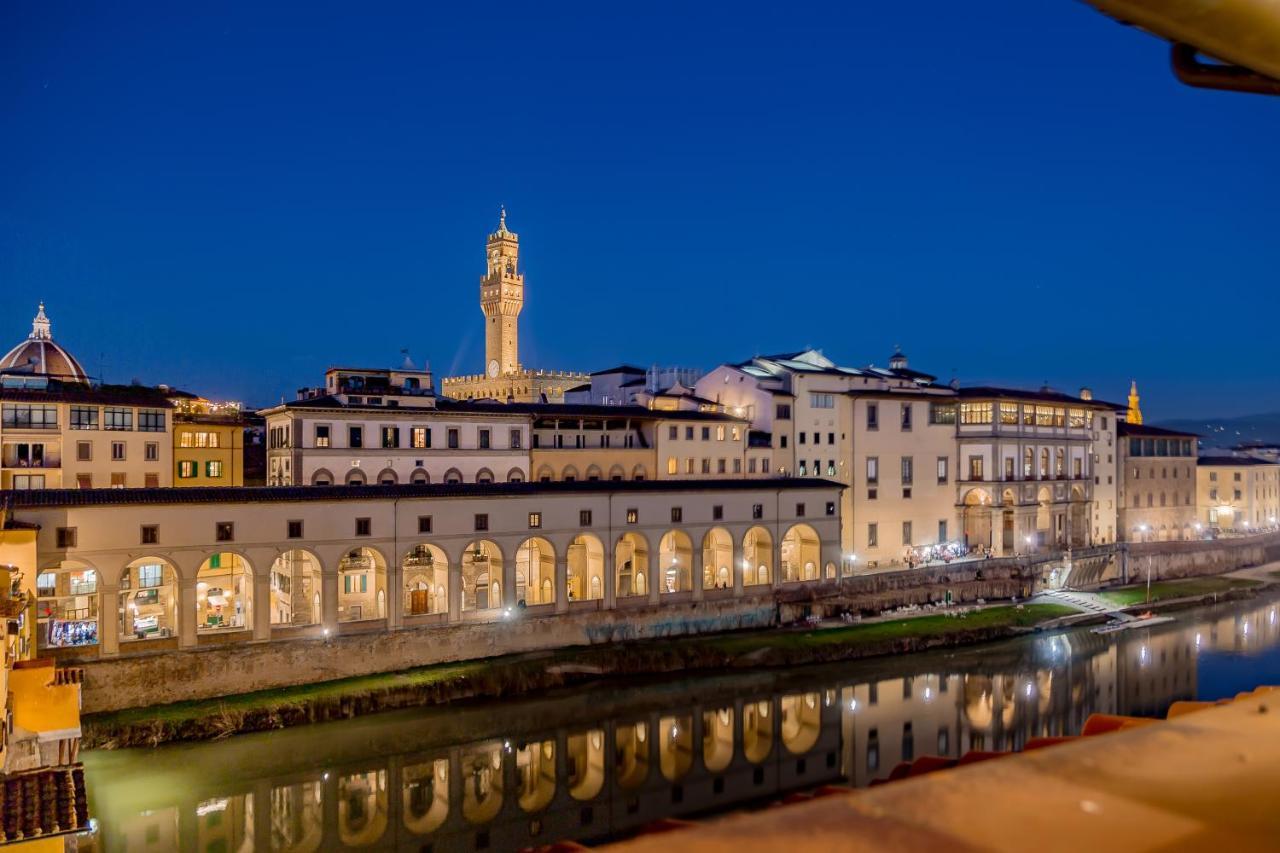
[442, 209, 586, 402]
[481, 207, 523, 377]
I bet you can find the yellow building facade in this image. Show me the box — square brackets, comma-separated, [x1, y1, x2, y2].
[1196, 457, 1280, 533]
[172, 396, 246, 487]
[0, 509, 91, 846]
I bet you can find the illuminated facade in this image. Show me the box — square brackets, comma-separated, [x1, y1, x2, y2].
[954, 387, 1119, 555]
[695, 350, 1121, 564]
[1117, 422, 1199, 541]
[0, 373, 174, 490]
[442, 210, 587, 403]
[1196, 456, 1280, 533]
[172, 394, 246, 487]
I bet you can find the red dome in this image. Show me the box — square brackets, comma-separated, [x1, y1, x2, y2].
[0, 303, 88, 382]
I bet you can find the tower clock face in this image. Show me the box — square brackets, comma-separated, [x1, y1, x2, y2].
[488, 359, 500, 378]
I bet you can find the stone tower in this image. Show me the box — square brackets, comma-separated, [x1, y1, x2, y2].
[480, 207, 523, 379]
[1126, 380, 1143, 425]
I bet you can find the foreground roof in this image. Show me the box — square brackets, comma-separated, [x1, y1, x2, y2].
[4, 477, 840, 508]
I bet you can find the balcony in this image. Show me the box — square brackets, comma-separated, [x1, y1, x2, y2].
[1, 452, 61, 469]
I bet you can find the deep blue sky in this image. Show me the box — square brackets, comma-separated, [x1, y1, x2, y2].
[3, 3, 1277, 416]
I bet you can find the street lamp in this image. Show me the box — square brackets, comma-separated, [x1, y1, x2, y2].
[1138, 525, 1152, 601]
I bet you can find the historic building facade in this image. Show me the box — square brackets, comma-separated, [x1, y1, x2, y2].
[441, 210, 587, 403]
[172, 394, 246, 487]
[1, 373, 175, 490]
[1117, 422, 1199, 541]
[262, 366, 531, 486]
[692, 350, 1120, 564]
[954, 387, 1119, 555]
[1196, 456, 1280, 533]
[265, 365, 758, 487]
[17, 479, 842, 660]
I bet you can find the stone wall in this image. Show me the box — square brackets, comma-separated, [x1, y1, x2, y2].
[1125, 532, 1280, 582]
[79, 596, 777, 713]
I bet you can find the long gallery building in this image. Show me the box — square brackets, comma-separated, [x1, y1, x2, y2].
[9, 478, 842, 709]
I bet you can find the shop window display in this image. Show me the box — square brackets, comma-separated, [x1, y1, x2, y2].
[197, 552, 251, 631]
[120, 560, 177, 641]
[36, 563, 99, 649]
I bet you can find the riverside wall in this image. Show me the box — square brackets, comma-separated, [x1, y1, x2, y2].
[76, 535, 1280, 713]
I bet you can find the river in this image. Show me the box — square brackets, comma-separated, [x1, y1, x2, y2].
[82, 591, 1280, 851]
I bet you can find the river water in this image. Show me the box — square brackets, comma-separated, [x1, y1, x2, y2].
[82, 592, 1280, 851]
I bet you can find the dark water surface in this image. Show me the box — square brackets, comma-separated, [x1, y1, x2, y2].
[83, 592, 1280, 851]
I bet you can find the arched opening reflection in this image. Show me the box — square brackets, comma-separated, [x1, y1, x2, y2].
[659, 714, 694, 781]
[703, 707, 734, 772]
[270, 779, 322, 852]
[403, 759, 449, 836]
[338, 770, 388, 847]
[567, 729, 606, 800]
[461, 743, 504, 824]
[517, 739, 556, 813]
[743, 699, 773, 763]
[615, 721, 651, 789]
[780, 692, 822, 754]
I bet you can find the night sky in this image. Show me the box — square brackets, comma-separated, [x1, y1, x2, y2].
[3, 3, 1277, 417]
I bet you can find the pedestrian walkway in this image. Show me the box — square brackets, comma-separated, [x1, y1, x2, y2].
[1036, 589, 1135, 621]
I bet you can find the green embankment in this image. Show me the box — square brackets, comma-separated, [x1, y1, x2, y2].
[1097, 577, 1260, 607]
[85, 603, 1074, 746]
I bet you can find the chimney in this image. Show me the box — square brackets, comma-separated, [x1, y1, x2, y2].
[1079, 387, 1093, 400]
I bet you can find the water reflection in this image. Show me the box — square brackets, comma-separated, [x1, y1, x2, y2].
[86, 595, 1280, 851]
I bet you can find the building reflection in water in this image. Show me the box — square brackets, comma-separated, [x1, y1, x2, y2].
[91, 597, 1280, 851]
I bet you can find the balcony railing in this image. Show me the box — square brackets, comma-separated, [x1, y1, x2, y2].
[1, 455, 61, 469]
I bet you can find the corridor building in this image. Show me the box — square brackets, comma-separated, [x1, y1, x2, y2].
[15, 479, 842, 681]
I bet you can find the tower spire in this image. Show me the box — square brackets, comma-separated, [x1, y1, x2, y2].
[30, 302, 51, 340]
[498, 205, 507, 233]
[1126, 380, 1143, 425]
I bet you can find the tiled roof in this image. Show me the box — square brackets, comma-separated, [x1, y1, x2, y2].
[1197, 455, 1276, 467]
[1118, 422, 1200, 439]
[957, 386, 1122, 410]
[4, 477, 840, 508]
[0, 765, 90, 843]
[267, 396, 747, 422]
[0, 381, 176, 407]
[589, 364, 646, 376]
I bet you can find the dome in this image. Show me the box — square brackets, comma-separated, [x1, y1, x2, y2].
[0, 303, 89, 382]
